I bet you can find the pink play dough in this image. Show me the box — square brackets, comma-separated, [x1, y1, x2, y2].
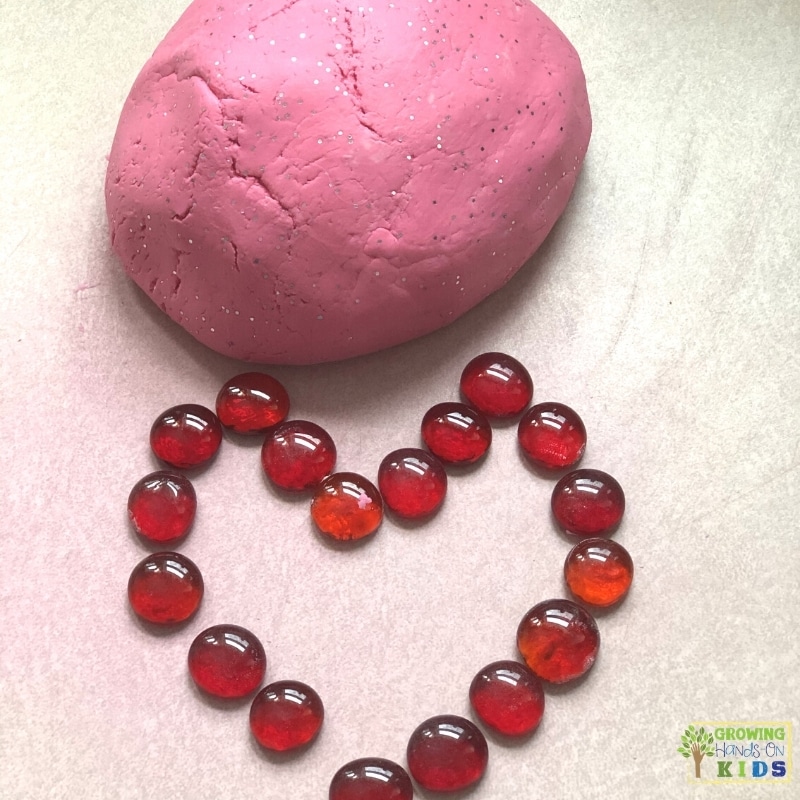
[106, 0, 591, 364]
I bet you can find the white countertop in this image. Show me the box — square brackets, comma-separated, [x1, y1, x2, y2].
[1, 1, 797, 798]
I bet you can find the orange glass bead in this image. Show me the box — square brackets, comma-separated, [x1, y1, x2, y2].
[311, 473, 383, 541]
[564, 538, 634, 606]
[517, 599, 599, 684]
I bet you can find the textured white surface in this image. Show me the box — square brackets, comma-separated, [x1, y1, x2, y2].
[0, 1, 798, 799]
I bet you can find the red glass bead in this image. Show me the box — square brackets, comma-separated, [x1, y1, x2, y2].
[127, 551, 203, 624]
[551, 468, 625, 536]
[150, 404, 222, 469]
[469, 660, 545, 737]
[407, 715, 488, 792]
[518, 402, 587, 470]
[517, 599, 600, 684]
[565, 538, 634, 607]
[188, 624, 266, 698]
[311, 472, 383, 541]
[249, 680, 324, 751]
[377, 448, 447, 519]
[460, 352, 533, 417]
[215, 372, 290, 435]
[329, 758, 413, 800]
[127, 471, 197, 543]
[421, 402, 492, 465]
[261, 420, 337, 491]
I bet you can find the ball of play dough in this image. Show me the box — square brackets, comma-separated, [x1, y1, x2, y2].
[106, 0, 591, 364]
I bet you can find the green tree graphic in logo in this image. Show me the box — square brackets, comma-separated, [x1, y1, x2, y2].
[678, 725, 715, 778]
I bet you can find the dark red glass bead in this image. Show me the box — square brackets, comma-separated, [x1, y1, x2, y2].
[518, 402, 587, 470]
[406, 715, 488, 792]
[127, 551, 203, 624]
[517, 599, 600, 684]
[565, 538, 634, 607]
[249, 680, 324, 751]
[261, 419, 337, 491]
[150, 404, 222, 469]
[329, 758, 413, 800]
[377, 448, 447, 519]
[311, 472, 383, 541]
[551, 468, 625, 536]
[460, 352, 533, 417]
[215, 372, 290, 435]
[421, 402, 492, 465]
[469, 660, 545, 737]
[188, 624, 266, 698]
[127, 471, 197, 543]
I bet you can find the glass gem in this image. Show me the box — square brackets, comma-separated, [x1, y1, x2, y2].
[377, 448, 447, 519]
[460, 351, 533, 417]
[421, 402, 492, 464]
[551, 468, 625, 536]
[188, 624, 266, 698]
[329, 758, 413, 800]
[469, 660, 545, 737]
[261, 419, 337, 491]
[311, 472, 383, 541]
[150, 404, 222, 469]
[406, 714, 488, 792]
[127, 551, 203, 624]
[565, 538, 634, 606]
[249, 680, 324, 751]
[518, 402, 587, 470]
[517, 599, 600, 684]
[215, 372, 290, 434]
[127, 471, 197, 543]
